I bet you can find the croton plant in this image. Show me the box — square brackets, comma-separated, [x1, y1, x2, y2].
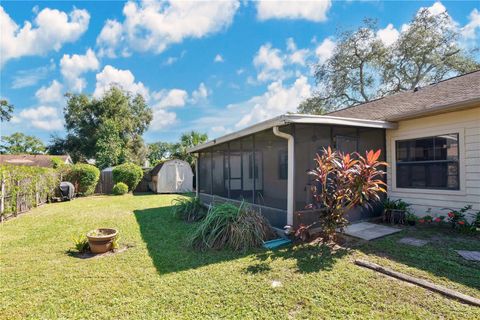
[300, 147, 388, 241]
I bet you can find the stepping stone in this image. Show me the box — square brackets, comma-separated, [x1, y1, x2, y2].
[343, 222, 401, 241]
[456, 250, 480, 262]
[398, 237, 429, 247]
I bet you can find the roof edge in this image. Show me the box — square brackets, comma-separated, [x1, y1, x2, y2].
[187, 114, 396, 153]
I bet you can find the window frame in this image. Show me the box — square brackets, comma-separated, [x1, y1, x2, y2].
[391, 127, 465, 195]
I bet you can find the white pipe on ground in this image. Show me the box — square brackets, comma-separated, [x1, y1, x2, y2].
[272, 126, 294, 226]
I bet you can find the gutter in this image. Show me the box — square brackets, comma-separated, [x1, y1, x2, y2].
[272, 126, 294, 226]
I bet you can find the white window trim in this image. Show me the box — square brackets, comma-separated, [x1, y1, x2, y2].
[390, 126, 466, 196]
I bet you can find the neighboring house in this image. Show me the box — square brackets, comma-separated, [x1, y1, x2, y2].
[0, 154, 73, 167]
[188, 71, 480, 228]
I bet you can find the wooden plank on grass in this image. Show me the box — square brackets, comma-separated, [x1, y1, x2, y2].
[355, 259, 480, 307]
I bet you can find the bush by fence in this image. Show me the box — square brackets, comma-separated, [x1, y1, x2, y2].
[112, 163, 143, 191]
[0, 165, 59, 220]
[66, 164, 100, 196]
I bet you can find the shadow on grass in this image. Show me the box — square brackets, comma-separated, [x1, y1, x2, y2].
[353, 226, 480, 291]
[134, 206, 248, 274]
[134, 205, 348, 275]
[247, 243, 349, 274]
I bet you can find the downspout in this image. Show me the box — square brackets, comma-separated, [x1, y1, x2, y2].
[272, 126, 294, 226]
[195, 157, 199, 197]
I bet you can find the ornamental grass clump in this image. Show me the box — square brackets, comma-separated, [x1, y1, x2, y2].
[306, 147, 388, 241]
[172, 196, 205, 222]
[190, 202, 272, 251]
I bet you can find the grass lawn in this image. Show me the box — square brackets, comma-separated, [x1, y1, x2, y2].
[1, 194, 479, 319]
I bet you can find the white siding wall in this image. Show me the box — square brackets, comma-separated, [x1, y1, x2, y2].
[386, 106, 480, 219]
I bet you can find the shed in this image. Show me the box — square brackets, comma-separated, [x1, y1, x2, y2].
[149, 159, 193, 193]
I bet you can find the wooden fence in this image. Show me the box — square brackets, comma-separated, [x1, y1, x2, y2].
[0, 177, 53, 221]
[94, 168, 151, 194]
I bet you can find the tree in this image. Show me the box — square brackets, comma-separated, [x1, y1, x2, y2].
[58, 86, 153, 165]
[95, 120, 123, 169]
[0, 132, 46, 154]
[297, 97, 329, 115]
[147, 142, 175, 166]
[171, 131, 208, 168]
[302, 9, 479, 114]
[0, 99, 14, 122]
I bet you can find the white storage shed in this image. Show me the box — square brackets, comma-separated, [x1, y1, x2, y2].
[149, 159, 194, 193]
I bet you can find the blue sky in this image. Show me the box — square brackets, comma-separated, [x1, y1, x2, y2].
[1, 1, 479, 144]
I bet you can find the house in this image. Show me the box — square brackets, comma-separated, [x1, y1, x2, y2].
[188, 71, 480, 228]
[0, 154, 73, 168]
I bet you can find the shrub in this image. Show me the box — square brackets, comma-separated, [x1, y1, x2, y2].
[112, 163, 143, 191]
[446, 205, 471, 229]
[112, 182, 129, 195]
[66, 164, 100, 196]
[190, 202, 272, 251]
[300, 148, 387, 241]
[172, 196, 205, 222]
[0, 165, 59, 216]
[72, 234, 89, 253]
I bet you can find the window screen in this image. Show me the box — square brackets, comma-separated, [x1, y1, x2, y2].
[396, 133, 459, 190]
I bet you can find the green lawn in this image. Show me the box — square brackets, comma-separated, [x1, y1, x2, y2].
[1, 194, 479, 319]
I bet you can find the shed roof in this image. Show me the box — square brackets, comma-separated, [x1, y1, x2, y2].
[328, 70, 480, 121]
[188, 114, 396, 153]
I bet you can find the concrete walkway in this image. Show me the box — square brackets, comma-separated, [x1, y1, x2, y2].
[343, 222, 402, 241]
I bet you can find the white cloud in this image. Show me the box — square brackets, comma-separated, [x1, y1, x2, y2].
[60, 48, 99, 92]
[18, 106, 63, 130]
[190, 82, 209, 103]
[94, 65, 149, 99]
[427, 1, 446, 16]
[11, 62, 55, 89]
[97, 0, 240, 56]
[152, 89, 188, 109]
[286, 38, 310, 66]
[253, 43, 285, 82]
[214, 54, 224, 63]
[376, 23, 400, 46]
[256, 0, 331, 22]
[234, 76, 311, 128]
[96, 19, 123, 58]
[315, 38, 335, 63]
[0, 6, 90, 66]
[462, 9, 480, 40]
[150, 109, 177, 131]
[35, 80, 63, 104]
[236, 68, 245, 75]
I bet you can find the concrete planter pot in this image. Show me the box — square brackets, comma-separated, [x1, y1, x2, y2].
[87, 228, 118, 254]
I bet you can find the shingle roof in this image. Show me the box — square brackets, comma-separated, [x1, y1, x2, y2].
[327, 70, 480, 121]
[0, 154, 72, 167]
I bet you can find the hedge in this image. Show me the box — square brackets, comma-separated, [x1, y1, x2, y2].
[0, 165, 59, 217]
[112, 163, 143, 191]
[66, 164, 100, 196]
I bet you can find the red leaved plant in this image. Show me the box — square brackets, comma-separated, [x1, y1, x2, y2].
[306, 147, 388, 241]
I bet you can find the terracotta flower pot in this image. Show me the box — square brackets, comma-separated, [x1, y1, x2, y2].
[86, 228, 118, 254]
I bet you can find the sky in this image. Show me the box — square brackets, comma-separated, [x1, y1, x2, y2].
[1, 0, 479, 145]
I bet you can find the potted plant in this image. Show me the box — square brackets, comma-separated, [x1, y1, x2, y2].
[405, 212, 417, 226]
[86, 228, 118, 254]
[382, 198, 410, 224]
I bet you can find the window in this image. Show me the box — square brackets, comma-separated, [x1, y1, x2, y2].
[278, 150, 288, 180]
[396, 133, 459, 190]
